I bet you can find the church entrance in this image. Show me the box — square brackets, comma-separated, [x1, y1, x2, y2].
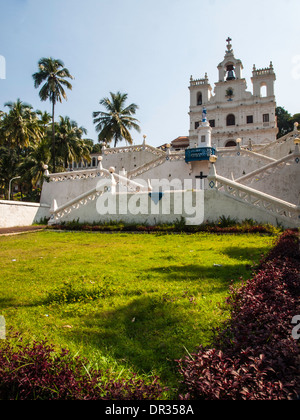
[225, 140, 237, 147]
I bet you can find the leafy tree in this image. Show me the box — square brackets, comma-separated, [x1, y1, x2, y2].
[289, 113, 300, 128]
[55, 116, 90, 169]
[276, 106, 293, 138]
[1, 99, 43, 150]
[93, 91, 140, 148]
[18, 137, 51, 189]
[91, 143, 103, 154]
[32, 58, 74, 172]
[0, 146, 19, 199]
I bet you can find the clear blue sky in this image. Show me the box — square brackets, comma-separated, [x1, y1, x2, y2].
[0, 0, 299, 147]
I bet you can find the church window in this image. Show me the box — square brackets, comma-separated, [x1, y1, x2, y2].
[197, 92, 203, 106]
[263, 114, 269, 122]
[247, 115, 253, 124]
[226, 114, 236, 126]
[260, 84, 267, 97]
[201, 135, 206, 143]
[209, 119, 215, 127]
[195, 121, 200, 129]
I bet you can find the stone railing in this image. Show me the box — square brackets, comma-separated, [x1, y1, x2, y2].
[208, 168, 300, 225]
[127, 151, 185, 179]
[102, 143, 166, 158]
[235, 152, 300, 185]
[49, 187, 105, 224]
[49, 168, 109, 183]
[216, 148, 276, 164]
[254, 130, 299, 155]
[190, 78, 208, 86]
[252, 66, 274, 77]
[49, 172, 149, 224]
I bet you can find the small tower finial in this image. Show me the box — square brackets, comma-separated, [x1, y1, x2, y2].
[226, 36, 232, 52]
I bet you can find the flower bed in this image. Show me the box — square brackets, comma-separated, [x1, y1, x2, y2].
[47, 216, 283, 235]
[177, 230, 300, 400]
[0, 337, 164, 400]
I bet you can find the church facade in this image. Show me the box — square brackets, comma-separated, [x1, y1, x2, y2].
[188, 38, 278, 149]
[36, 38, 300, 230]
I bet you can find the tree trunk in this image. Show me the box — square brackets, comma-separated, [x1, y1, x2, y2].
[52, 100, 56, 173]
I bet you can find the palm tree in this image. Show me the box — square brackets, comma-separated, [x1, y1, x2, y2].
[1, 99, 43, 150]
[18, 137, 51, 188]
[0, 146, 19, 199]
[93, 91, 140, 148]
[32, 58, 74, 172]
[36, 110, 52, 130]
[55, 116, 90, 169]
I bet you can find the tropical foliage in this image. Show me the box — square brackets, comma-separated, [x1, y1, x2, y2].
[276, 106, 300, 138]
[32, 57, 74, 172]
[93, 91, 140, 147]
[0, 57, 142, 201]
[0, 99, 92, 201]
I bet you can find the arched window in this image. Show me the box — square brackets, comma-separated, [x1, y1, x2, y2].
[225, 140, 237, 147]
[260, 83, 267, 97]
[226, 114, 235, 126]
[197, 92, 202, 106]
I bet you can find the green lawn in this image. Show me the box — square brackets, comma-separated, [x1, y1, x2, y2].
[0, 231, 275, 397]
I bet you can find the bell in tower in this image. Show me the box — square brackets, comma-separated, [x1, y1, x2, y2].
[226, 64, 236, 81]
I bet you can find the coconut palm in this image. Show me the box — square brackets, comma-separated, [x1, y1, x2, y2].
[32, 58, 74, 172]
[18, 137, 51, 188]
[0, 146, 19, 199]
[55, 116, 90, 169]
[1, 99, 43, 150]
[37, 110, 52, 130]
[93, 91, 140, 148]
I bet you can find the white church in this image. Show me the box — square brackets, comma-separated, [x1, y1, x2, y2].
[38, 38, 300, 229]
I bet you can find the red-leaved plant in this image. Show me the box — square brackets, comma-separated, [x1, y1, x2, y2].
[0, 338, 164, 400]
[177, 230, 300, 400]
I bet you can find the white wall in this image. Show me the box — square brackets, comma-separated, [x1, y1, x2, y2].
[49, 190, 205, 226]
[237, 158, 300, 205]
[49, 188, 298, 229]
[0, 201, 50, 228]
[204, 190, 298, 228]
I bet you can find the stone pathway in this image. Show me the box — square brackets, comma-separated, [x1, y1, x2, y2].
[0, 226, 47, 236]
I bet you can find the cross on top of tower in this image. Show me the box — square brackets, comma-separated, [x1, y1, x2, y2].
[226, 37, 233, 52]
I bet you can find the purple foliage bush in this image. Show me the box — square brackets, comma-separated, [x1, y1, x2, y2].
[0, 338, 164, 400]
[178, 230, 300, 400]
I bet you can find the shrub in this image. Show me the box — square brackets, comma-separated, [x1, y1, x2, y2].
[177, 230, 300, 400]
[48, 218, 283, 235]
[45, 279, 117, 304]
[0, 338, 164, 400]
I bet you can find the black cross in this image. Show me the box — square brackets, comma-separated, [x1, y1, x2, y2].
[226, 37, 232, 44]
[195, 172, 208, 189]
[195, 172, 208, 180]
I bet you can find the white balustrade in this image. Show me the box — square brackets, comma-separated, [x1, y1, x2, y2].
[48, 169, 149, 224]
[235, 153, 299, 185]
[208, 170, 300, 223]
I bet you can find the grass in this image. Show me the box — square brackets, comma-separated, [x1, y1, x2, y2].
[0, 230, 276, 397]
